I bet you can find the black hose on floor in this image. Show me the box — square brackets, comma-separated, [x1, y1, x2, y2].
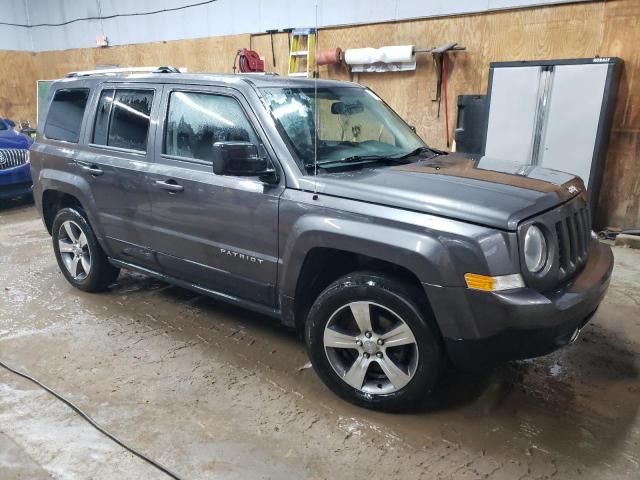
[0, 359, 186, 480]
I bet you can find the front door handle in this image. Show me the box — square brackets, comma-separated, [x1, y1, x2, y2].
[154, 179, 184, 192]
[81, 165, 104, 176]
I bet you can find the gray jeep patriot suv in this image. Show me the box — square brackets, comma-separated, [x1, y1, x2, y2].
[30, 68, 613, 411]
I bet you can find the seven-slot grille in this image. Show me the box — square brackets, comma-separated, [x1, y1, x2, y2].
[0, 149, 29, 170]
[555, 203, 591, 281]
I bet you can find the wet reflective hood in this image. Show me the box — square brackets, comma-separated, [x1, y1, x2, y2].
[309, 153, 585, 231]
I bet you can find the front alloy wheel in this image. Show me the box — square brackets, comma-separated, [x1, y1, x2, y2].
[323, 301, 419, 394]
[306, 272, 445, 411]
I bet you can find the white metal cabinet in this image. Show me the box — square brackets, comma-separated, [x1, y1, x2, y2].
[482, 58, 621, 208]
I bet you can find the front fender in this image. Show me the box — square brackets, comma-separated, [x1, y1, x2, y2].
[279, 214, 458, 299]
[277, 190, 517, 295]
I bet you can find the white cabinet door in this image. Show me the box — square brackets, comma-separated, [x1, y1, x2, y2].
[539, 63, 608, 189]
[484, 66, 541, 163]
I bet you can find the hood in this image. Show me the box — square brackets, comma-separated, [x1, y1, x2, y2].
[0, 128, 32, 149]
[308, 153, 585, 230]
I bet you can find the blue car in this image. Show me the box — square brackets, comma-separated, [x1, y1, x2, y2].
[0, 118, 33, 200]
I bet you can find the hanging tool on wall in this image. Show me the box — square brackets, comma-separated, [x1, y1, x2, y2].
[233, 48, 265, 73]
[265, 29, 278, 67]
[283, 28, 293, 55]
[420, 42, 466, 147]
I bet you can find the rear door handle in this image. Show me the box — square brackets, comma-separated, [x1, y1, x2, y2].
[81, 165, 104, 176]
[154, 179, 184, 192]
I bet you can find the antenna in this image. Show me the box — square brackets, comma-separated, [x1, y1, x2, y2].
[313, 1, 319, 194]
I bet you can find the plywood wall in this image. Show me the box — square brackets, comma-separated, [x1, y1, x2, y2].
[0, 50, 37, 122]
[1, 0, 638, 228]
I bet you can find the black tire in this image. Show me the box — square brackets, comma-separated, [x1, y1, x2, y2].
[305, 272, 445, 412]
[51, 207, 120, 292]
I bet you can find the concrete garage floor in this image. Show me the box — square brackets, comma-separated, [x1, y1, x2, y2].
[1, 199, 639, 480]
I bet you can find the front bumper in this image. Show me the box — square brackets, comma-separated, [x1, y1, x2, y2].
[424, 240, 613, 369]
[0, 163, 32, 200]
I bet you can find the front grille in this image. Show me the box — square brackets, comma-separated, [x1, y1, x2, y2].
[554, 203, 591, 281]
[0, 149, 29, 170]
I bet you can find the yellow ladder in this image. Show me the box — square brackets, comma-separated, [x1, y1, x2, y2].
[288, 28, 316, 77]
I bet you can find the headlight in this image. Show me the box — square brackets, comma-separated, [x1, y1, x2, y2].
[523, 225, 547, 273]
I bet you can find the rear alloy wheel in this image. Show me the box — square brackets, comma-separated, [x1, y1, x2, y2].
[305, 272, 445, 411]
[57, 220, 92, 281]
[52, 208, 120, 292]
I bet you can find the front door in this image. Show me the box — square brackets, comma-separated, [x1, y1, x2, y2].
[147, 85, 284, 307]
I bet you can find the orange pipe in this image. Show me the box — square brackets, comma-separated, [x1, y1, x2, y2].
[316, 48, 342, 66]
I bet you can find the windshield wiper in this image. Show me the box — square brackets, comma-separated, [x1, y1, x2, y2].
[304, 155, 386, 170]
[303, 148, 447, 171]
[323, 155, 385, 165]
[392, 146, 447, 161]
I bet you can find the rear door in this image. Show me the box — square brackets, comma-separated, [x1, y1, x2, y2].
[78, 83, 161, 267]
[147, 85, 284, 307]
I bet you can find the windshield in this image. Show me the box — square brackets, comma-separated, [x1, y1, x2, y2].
[260, 86, 427, 172]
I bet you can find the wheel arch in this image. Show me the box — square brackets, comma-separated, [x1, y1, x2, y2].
[38, 169, 110, 254]
[278, 217, 454, 332]
[42, 190, 83, 234]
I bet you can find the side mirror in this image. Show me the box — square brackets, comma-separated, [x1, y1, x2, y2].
[212, 141, 277, 182]
[409, 125, 417, 133]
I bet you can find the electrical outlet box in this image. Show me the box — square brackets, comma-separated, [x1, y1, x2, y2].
[96, 35, 109, 47]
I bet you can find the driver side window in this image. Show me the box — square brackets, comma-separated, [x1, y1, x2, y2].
[164, 91, 259, 163]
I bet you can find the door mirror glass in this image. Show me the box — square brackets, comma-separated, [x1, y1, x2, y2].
[212, 141, 272, 177]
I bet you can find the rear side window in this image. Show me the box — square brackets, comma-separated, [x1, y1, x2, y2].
[164, 91, 259, 162]
[92, 89, 154, 152]
[93, 89, 114, 146]
[44, 89, 89, 143]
